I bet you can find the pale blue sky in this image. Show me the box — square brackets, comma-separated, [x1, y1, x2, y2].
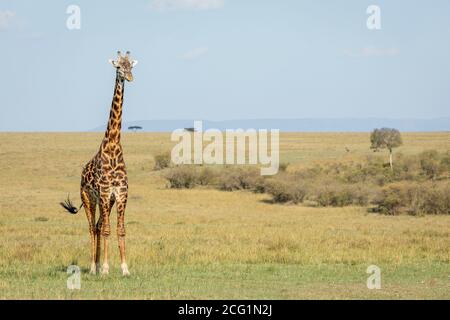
[0, 0, 449, 131]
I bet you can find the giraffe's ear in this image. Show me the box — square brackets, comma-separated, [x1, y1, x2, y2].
[132, 60, 138, 67]
[109, 59, 118, 67]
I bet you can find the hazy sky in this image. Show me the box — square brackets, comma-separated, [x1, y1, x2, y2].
[1, 0, 449, 131]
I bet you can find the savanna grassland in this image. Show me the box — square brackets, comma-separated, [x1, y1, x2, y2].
[0, 132, 449, 299]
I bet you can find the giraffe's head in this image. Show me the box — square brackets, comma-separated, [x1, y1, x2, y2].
[109, 51, 138, 82]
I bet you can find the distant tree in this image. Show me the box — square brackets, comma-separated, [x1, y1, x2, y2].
[370, 128, 403, 170]
[128, 126, 143, 132]
[184, 127, 196, 132]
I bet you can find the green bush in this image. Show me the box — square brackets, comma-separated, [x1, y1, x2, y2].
[296, 166, 323, 180]
[391, 153, 419, 181]
[419, 150, 446, 180]
[197, 167, 217, 186]
[265, 179, 308, 204]
[416, 182, 450, 215]
[154, 152, 172, 171]
[164, 166, 199, 189]
[164, 166, 218, 188]
[218, 167, 262, 191]
[441, 152, 450, 173]
[278, 162, 289, 172]
[372, 182, 409, 215]
[314, 185, 353, 207]
[373, 181, 450, 215]
[159, 149, 449, 213]
[312, 182, 371, 207]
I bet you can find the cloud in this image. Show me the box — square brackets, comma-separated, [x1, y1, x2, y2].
[0, 10, 15, 31]
[150, 0, 224, 11]
[181, 47, 209, 60]
[344, 47, 400, 58]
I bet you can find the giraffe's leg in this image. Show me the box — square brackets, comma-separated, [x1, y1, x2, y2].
[99, 191, 113, 275]
[116, 191, 129, 276]
[95, 214, 103, 273]
[81, 189, 97, 275]
[95, 196, 115, 274]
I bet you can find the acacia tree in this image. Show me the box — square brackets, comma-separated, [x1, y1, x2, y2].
[128, 125, 143, 132]
[370, 128, 403, 170]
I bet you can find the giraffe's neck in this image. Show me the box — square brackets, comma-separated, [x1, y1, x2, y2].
[104, 73, 125, 144]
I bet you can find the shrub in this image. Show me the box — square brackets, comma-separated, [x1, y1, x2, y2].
[312, 182, 371, 207]
[218, 167, 262, 191]
[197, 167, 217, 186]
[391, 153, 420, 181]
[154, 152, 171, 171]
[372, 182, 409, 215]
[160, 150, 449, 212]
[342, 168, 367, 184]
[164, 165, 262, 190]
[372, 173, 390, 186]
[350, 184, 374, 206]
[296, 166, 323, 180]
[441, 152, 450, 173]
[314, 185, 353, 207]
[373, 181, 450, 215]
[419, 150, 446, 180]
[218, 168, 244, 191]
[164, 166, 198, 189]
[265, 179, 308, 204]
[278, 162, 289, 172]
[416, 181, 450, 215]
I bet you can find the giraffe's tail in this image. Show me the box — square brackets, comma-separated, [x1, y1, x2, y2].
[60, 194, 83, 214]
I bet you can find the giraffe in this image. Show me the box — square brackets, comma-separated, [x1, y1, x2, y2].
[60, 51, 138, 276]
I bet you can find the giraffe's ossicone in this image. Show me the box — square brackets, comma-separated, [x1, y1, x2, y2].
[60, 51, 138, 276]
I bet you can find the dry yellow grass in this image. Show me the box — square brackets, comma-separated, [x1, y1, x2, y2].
[0, 132, 449, 299]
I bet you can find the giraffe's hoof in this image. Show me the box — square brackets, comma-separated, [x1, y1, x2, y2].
[101, 263, 109, 275]
[121, 263, 130, 276]
[89, 264, 97, 275]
